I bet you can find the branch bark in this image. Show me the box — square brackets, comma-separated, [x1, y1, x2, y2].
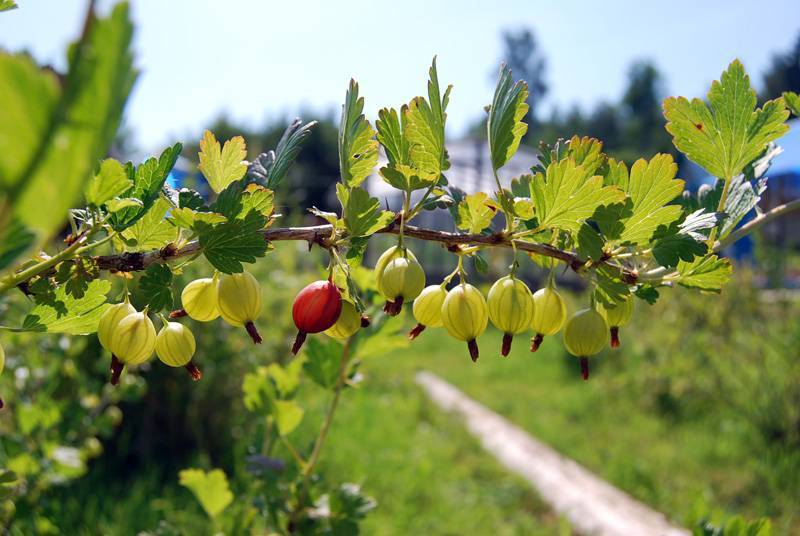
[89, 223, 639, 284]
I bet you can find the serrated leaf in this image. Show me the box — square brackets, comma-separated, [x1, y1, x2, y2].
[303, 337, 343, 389]
[198, 130, 247, 193]
[178, 189, 207, 210]
[109, 143, 182, 231]
[456, 192, 498, 234]
[270, 400, 304, 436]
[105, 197, 142, 213]
[55, 257, 98, 299]
[510, 174, 532, 197]
[376, 107, 409, 165]
[338, 80, 378, 188]
[635, 285, 659, 304]
[85, 159, 131, 207]
[120, 197, 178, 252]
[651, 209, 716, 267]
[782, 91, 800, 117]
[513, 197, 534, 219]
[576, 223, 604, 260]
[179, 468, 233, 519]
[247, 119, 316, 189]
[488, 63, 528, 171]
[664, 59, 789, 180]
[239, 184, 274, 219]
[675, 255, 732, 291]
[168, 207, 226, 230]
[308, 207, 339, 226]
[336, 184, 394, 237]
[531, 159, 625, 234]
[139, 263, 173, 312]
[718, 144, 778, 237]
[604, 158, 629, 188]
[617, 154, 685, 245]
[594, 266, 630, 306]
[566, 135, 605, 176]
[198, 211, 268, 273]
[22, 279, 111, 335]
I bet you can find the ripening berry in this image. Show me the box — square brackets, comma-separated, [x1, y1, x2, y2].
[374, 246, 417, 290]
[563, 308, 608, 381]
[218, 271, 263, 344]
[325, 300, 361, 339]
[488, 275, 535, 356]
[98, 301, 136, 351]
[292, 279, 342, 354]
[409, 285, 447, 339]
[597, 295, 633, 349]
[530, 287, 567, 352]
[156, 322, 201, 380]
[177, 277, 220, 322]
[441, 283, 488, 362]
[109, 311, 156, 385]
[379, 256, 426, 316]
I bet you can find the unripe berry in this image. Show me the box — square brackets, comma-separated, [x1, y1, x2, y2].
[374, 246, 417, 290]
[0, 341, 4, 409]
[379, 256, 426, 315]
[530, 287, 567, 352]
[409, 285, 447, 340]
[98, 301, 136, 351]
[109, 311, 156, 384]
[597, 295, 633, 348]
[218, 271, 263, 344]
[177, 277, 220, 322]
[441, 283, 488, 362]
[156, 321, 202, 380]
[488, 275, 535, 356]
[325, 300, 361, 339]
[563, 308, 608, 381]
[292, 279, 342, 354]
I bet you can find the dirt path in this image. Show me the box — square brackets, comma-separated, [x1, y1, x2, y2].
[415, 371, 690, 536]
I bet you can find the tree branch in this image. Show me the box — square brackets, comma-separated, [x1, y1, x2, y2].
[88, 222, 639, 284]
[713, 198, 800, 252]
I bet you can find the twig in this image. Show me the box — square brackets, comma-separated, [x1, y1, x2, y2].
[713, 198, 800, 252]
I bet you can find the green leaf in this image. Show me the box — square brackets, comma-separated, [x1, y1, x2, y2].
[55, 257, 98, 299]
[198, 130, 247, 193]
[168, 207, 226, 230]
[566, 135, 606, 176]
[178, 468, 233, 519]
[531, 159, 625, 234]
[782, 91, 800, 117]
[594, 265, 630, 307]
[664, 60, 789, 180]
[336, 185, 394, 238]
[634, 285, 659, 305]
[270, 400, 304, 436]
[338, 80, 378, 188]
[139, 264, 173, 312]
[198, 211, 268, 274]
[247, 119, 317, 189]
[651, 209, 715, 268]
[120, 197, 178, 252]
[105, 197, 142, 213]
[376, 107, 409, 166]
[404, 58, 451, 178]
[676, 255, 732, 291]
[22, 279, 111, 335]
[239, 184, 274, 219]
[0, 217, 35, 272]
[109, 144, 182, 231]
[617, 154, 685, 245]
[456, 192, 498, 234]
[85, 158, 131, 207]
[5, 4, 136, 249]
[488, 63, 529, 171]
[303, 337, 343, 389]
[576, 223, 604, 261]
[0, 0, 18, 12]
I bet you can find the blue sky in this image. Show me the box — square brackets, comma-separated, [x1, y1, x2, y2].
[2, 1, 799, 151]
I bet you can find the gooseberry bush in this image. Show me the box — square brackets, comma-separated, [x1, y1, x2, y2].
[1, 1, 800, 533]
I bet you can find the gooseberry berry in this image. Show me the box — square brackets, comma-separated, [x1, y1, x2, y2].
[325, 300, 361, 339]
[217, 271, 263, 344]
[441, 283, 488, 362]
[374, 245, 417, 290]
[109, 310, 157, 385]
[155, 321, 201, 380]
[173, 276, 220, 322]
[409, 285, 447, 340]
[530, 287, 567, 352]
[378, 255, 426, 316]
[292, 279, 342, 354]
[0, 341, 4, 409]
[563, 308, 608, 381]
[488, 275, 535, 356]
[597, 295, 633, 348]
[98, 300, 136, 351]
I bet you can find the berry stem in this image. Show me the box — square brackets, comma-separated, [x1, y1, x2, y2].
[408, 323, 426, 340]
[360, 315, 371, 328]
[467, 339, 480, 362]
[501, 333, 513, 356]
[169, 308, 188, 319]
[610, 327, 620, 348]
[580, 357, 590, 381]
[291, 331, 307, 355]
[185, 362, 202, 381]
[245, 321, 263, 344]
[110, 355, 124, 386]
[530, 333, 544, 352]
